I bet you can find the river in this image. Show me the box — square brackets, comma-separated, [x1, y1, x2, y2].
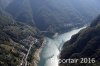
[38, 27, 86, 66]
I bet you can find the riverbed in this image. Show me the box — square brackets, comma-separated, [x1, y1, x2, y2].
[38, 27, 86, 66]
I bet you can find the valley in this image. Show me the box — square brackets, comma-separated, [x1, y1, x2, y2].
[0, 0, 100, 66]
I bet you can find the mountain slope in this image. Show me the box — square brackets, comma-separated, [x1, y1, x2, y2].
[60, 15, 100, 66]
[0, 9, 42, 66]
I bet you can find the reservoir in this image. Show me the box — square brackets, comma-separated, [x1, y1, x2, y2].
[38, 27, 86, 66]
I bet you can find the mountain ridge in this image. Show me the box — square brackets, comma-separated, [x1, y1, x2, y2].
[6, 0, 100, 33]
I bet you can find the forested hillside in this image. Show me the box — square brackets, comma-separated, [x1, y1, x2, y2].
[60, 15, 100, 66]
[0, 8, 43, 66]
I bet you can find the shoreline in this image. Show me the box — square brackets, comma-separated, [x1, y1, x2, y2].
[33, 38, 46, 66]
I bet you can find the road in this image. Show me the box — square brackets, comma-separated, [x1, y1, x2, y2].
[19, 39, 38, 66]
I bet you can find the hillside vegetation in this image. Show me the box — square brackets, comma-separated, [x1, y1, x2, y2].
[0, 9, 42, 66]
[60, 15, 100, 66]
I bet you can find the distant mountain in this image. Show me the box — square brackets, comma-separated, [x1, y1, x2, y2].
[0, 0, 13, 9]
[60, 15, 100, 66]
[6, 0, 35, 26]
[6, 0, 100, 33]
